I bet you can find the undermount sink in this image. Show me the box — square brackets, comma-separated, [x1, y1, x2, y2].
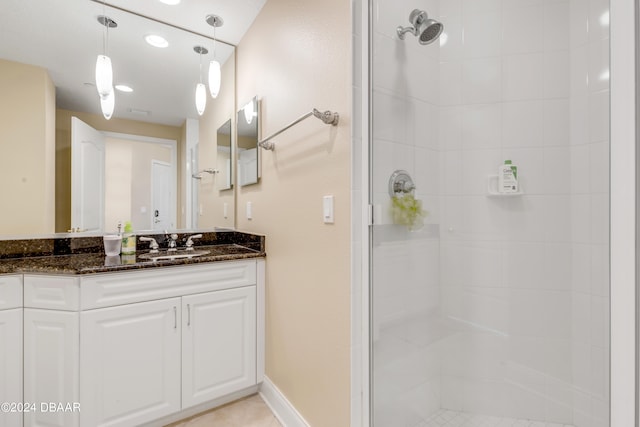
[138, 250, 210, 262]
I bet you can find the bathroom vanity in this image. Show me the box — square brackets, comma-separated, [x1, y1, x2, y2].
[0, 232, 265, 427]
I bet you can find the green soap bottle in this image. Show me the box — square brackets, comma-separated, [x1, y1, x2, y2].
[121, 221, 136, 255]
[498, 159, 518, 193]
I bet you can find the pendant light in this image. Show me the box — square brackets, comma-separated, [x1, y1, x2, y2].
[101, 89, 115, 120]
[206, 15, 223, 99]
[208, 61, 221, 98]
[194, 46, 208, 115]
[95, 54, 112, 100]
[244, 99, 255, 125]
[195, 83, 206, 116]
[96, 14, 116, 101]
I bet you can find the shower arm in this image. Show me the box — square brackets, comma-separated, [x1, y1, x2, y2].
[396, 26, 417, 40]
[258, 108, 340, 151]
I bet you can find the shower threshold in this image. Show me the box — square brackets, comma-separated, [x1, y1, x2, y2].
[417, 409, 574, 427]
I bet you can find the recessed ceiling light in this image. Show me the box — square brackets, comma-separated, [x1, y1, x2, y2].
[127, 108, 151, 116]
[115, 85, 133, 93]
[158, 0, 180, 4]
[145, 34, 169, 48]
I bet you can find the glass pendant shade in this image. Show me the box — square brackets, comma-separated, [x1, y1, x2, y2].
[244, 101, 255, 124]
[195, 83, 207, 115]
[95, 55, 113, 100]
[208, 60, 221, 98]
[100, 89, 115, 120]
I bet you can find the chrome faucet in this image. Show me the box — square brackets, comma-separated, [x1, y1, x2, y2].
[184, 234, 203, 251]
[139, 237, 159, 254]
[167, 233, 179, 252]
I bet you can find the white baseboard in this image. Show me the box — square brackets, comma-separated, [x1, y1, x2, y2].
[259, 377, 310, 427]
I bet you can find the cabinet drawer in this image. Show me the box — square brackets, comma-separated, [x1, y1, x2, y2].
[0, 275, 22, 310]
[24, 275, 80, 311]
[81, 260, 257, 309]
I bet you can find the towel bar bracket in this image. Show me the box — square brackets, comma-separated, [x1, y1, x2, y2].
[192, 168, 219, 179]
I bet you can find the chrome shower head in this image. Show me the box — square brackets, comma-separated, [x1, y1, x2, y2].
[397, 9, 443, 45]
[417, 19, 443, 44]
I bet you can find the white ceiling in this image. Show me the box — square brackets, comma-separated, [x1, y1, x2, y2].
[0, 0, 267, 126]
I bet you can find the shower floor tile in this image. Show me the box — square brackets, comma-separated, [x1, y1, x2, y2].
[417, 409, 574, 427]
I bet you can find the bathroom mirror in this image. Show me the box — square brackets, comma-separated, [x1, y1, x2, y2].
[237, 97, 260, 187]
[216, 119, 233, 191]
[0, 0, 245, 236]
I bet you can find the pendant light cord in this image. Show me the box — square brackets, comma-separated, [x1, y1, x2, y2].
[213, 25, 216, 59]
[102, 0, 108, 56]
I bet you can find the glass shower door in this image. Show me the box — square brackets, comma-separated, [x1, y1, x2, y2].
[369, 1, 610, 426]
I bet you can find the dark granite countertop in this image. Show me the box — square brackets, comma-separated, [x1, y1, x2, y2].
[0, 244, 265, 275]
[0, 231, 265, 275]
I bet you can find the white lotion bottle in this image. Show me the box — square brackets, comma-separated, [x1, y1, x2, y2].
[498, 160, 518, 193]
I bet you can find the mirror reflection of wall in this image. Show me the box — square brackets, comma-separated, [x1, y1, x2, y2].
[238, 97, 260, 187]
[188, 143, 199, 230]
[0, 59, 55, 235]
[216, 120, 233, 191]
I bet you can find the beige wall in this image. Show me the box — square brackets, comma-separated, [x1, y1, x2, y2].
[55, 109, 183, 232]
[179, 121, 187, 228]
[198, 56, 235, 229]
[236, 0, 351, 425]
[0, 59, 55, 235]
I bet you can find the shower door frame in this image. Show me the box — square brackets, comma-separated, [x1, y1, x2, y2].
[352, 0, 639, 425]
[610, 0, 638, 425]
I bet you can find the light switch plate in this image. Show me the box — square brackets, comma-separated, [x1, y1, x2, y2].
[246, 201, 252, 220]
[323, 195, 334, 224]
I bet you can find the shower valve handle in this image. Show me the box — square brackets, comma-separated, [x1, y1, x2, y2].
[389, 170, 417, 197]
[395, 180, 415, 194]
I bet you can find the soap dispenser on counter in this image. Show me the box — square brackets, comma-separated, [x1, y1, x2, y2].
[121, 221, 136, 255]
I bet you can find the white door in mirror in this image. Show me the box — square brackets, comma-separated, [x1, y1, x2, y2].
[152, 161, 173, 230]
[71, 117, 105, 232]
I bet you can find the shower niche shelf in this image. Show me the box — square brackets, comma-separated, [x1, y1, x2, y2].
[486, 174, 524, 197]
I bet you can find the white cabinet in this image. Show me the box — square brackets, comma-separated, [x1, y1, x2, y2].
[182, 286, 256, 408]
[80, 298, 181, 427]
[0, 275, 23, 427]
[0, 309, 23, 427]
[23, 309, 79, 427]
[21, 259, 265, 427]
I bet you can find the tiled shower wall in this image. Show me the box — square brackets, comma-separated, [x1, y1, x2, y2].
[437, 0, 609, 425]
[364, 0, 609, 426]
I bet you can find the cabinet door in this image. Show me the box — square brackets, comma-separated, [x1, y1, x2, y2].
[0, 309, 22, 427]
[182, 286, 256, 408]
[24, 309, 80, 427]
[80, 298, 181, 427]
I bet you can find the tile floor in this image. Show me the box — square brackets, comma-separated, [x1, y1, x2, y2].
[418, 409, 575, 427]
[166, 394, 281, 427]
[166, 398, 578, 427]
